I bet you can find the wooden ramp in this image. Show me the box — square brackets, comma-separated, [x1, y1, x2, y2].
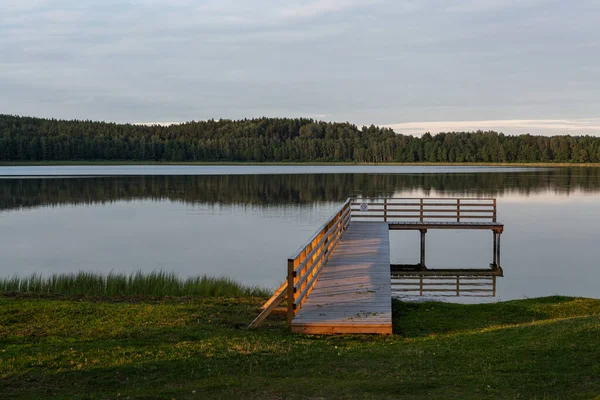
[291, 222, 392, 335]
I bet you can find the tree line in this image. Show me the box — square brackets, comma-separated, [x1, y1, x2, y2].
[1, 114, 600, 163]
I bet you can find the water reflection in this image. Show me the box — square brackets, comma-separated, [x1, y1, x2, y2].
[2, 167, 600, 212]
[392, 276, 497, 297]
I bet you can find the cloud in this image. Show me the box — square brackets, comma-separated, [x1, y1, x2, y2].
[0, 0, 599, 128]
[384, 119, 600, 136]
[277, 0, 378, 19]
[442, 0, 552, 13]
[135, 122, 184, 127]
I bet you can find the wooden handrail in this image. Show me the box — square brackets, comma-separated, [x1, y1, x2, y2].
[294, 224, 346, 306]
[352, 197, 497, 202]
[351, 197, 497, 222]
[250, 199, 352, 329]
[287, 198, 351, 326]
[289, 199, 351, 260]
[293, 206, 350, 275]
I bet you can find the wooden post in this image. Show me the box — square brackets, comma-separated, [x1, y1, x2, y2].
[457, 199, 461, 222]
[420, 229, 426, 269]
[493, 231, 497, 268]
[496, 232, 501, 268]
[419, 275, 424, 296]
[384, 198, 388, 222]
[286, 259, 295, 328]
[249, 286, 286, 329]
[493, 199, 497, 222]
[420, 198, 424, 222]
[493, 276, 497, 297]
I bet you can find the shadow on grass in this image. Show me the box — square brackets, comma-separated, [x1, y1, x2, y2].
[391, 295, 600, 337]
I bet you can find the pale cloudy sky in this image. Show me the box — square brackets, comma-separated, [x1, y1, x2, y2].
[1, 0, 599, 135]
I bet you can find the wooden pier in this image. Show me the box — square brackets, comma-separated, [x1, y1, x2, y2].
[250, 197, 504, 334]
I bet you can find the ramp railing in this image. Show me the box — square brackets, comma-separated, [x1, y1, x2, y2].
[249, 198, 352, 329]
[286, 198, 351, 326]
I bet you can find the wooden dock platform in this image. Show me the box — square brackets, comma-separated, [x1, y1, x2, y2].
[291, 222, 392, 334]
[249, 197, 505, 335]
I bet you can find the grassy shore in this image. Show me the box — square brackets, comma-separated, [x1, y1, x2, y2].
[2, 160, 600, 167]
[0, 293, 599, 399]
[0, 271, 269, 298]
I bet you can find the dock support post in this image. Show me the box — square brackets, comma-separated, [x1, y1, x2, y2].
[419, 229, 427, 270]
[492, 231, 497, 268]
[496, 232, 501, 268]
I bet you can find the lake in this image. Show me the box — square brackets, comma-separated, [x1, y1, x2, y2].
[1, 165, 599, 301]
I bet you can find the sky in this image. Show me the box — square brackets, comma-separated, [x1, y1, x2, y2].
[1, 0, 599, 136]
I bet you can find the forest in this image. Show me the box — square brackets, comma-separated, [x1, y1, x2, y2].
[1, 114, 600, 163]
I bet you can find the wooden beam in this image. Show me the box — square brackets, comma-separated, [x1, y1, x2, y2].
[420, 229, 426, 269]
[260, 282, 286, 311]
[291, 323, 392, 335]
[287, 258, 295, 327]
[493, 231, 497, 267]
[248, 287, 287, 329]
[497, 232, 501, 268]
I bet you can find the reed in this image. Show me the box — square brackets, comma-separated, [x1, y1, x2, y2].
[0, 271, 270, 298]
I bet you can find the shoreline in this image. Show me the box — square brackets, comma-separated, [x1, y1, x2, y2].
[1, 161, 600, 167]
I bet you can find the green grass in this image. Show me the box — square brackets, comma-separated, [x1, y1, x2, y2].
[0, 271, 270, 298]
[0, 295, 599, 399]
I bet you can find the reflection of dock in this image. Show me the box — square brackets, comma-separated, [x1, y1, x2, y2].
[250, 198, 504, 334]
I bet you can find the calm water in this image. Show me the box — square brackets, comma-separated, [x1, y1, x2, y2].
[1, 165, 599, 301]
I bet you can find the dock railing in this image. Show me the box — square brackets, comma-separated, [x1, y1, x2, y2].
[351, 197, 497, 222]
[287, 198, 351, 326]
[249, 198, 352, 328]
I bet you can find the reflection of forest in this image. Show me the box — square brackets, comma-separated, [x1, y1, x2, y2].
[2, 168, 600, 211]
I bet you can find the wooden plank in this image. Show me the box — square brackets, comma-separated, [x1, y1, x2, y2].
[291, 221, 392, 335]
[248, 287, 287, 329]
[260, 281, 287, 311]
[291, 324, 392, 335]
